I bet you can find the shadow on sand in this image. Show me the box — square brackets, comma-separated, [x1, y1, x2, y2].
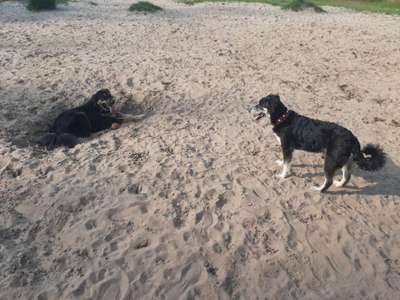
[330, 156, 400, 197]
[296, 157, 400, 197]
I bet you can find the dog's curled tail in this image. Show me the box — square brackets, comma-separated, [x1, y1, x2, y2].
[352, 143, 386, 171]
[38, 133, 78, 150]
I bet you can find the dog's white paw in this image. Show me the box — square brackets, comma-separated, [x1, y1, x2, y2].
[311, 185, 323, 192]
[275, 160, 284, 166]
[276, 172, 289, 179]
[334, 180, 345, 187]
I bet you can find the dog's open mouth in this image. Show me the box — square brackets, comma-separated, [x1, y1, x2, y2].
[248, 105, 267, 122]
[98, 100, 115, 113]
[254, 112, 266, 121]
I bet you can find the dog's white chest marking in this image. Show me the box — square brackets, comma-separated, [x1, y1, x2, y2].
[273, 133, 281, 145]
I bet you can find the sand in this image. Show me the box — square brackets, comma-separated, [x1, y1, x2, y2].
[1, 0, 400, 299]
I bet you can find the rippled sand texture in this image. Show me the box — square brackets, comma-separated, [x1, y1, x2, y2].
[1, 1, 400, 299]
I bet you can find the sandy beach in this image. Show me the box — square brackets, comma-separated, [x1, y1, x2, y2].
[1, 0, 400, 299]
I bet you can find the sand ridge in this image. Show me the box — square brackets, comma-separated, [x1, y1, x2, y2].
[1, 0, 400, 299]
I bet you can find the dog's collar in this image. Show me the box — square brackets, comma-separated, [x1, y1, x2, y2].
[273, 110, 291, 126]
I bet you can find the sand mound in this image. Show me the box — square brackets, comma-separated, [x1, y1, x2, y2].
[1, 0, 400, 299]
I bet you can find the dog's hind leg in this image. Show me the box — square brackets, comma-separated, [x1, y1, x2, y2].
[312, 174, 334, 192]
[312, 154, 336, 192]
[312, 177, 332, 192]
[334, 160, 352, 187]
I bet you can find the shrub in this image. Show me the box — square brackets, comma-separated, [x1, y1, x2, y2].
[128, 1, 163, 13]
[283, 0, 325, 12]
[27, 0, 56, 11]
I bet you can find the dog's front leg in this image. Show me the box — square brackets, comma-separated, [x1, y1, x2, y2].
[118, 107, 154, 124]
[277, 147, 293, 179]
[120, 112, 147, 123]
[274, 134, 285, 167]
[108, 111, 147, 129]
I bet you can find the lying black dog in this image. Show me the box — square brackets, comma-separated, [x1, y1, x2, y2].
[39, 89, 141, 149]
[251, 94, 386, 192]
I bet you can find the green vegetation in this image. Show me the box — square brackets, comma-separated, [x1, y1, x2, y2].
[181, 0, 400, 15]
[27, 0, 56, 10]
[283, 0, 325, 12]
[314, 0, 400, 14]
[26, 0, 77, 11]
[129, 1, 163, 12]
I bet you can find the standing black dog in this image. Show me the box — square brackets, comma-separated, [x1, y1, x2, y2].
[251, 94, 386, 192]
[39, 89, 129, 149]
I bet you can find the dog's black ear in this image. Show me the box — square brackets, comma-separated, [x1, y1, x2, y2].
[267, 94, 287, 122]
[260, 94, 279, 109]
[100, 88, 111, 95]
[266, 94, 280, 102]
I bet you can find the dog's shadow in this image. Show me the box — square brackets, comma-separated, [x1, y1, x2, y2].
[297, 157, 400, 197]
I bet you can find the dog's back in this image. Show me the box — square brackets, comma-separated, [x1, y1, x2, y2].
[282, 112, 356, 153]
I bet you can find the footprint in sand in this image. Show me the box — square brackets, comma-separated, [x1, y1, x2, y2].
[306, 219, 353, 281]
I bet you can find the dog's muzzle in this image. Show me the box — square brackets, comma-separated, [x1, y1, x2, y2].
[249, 105, 266, 121]
[98, 97, 116, 113]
